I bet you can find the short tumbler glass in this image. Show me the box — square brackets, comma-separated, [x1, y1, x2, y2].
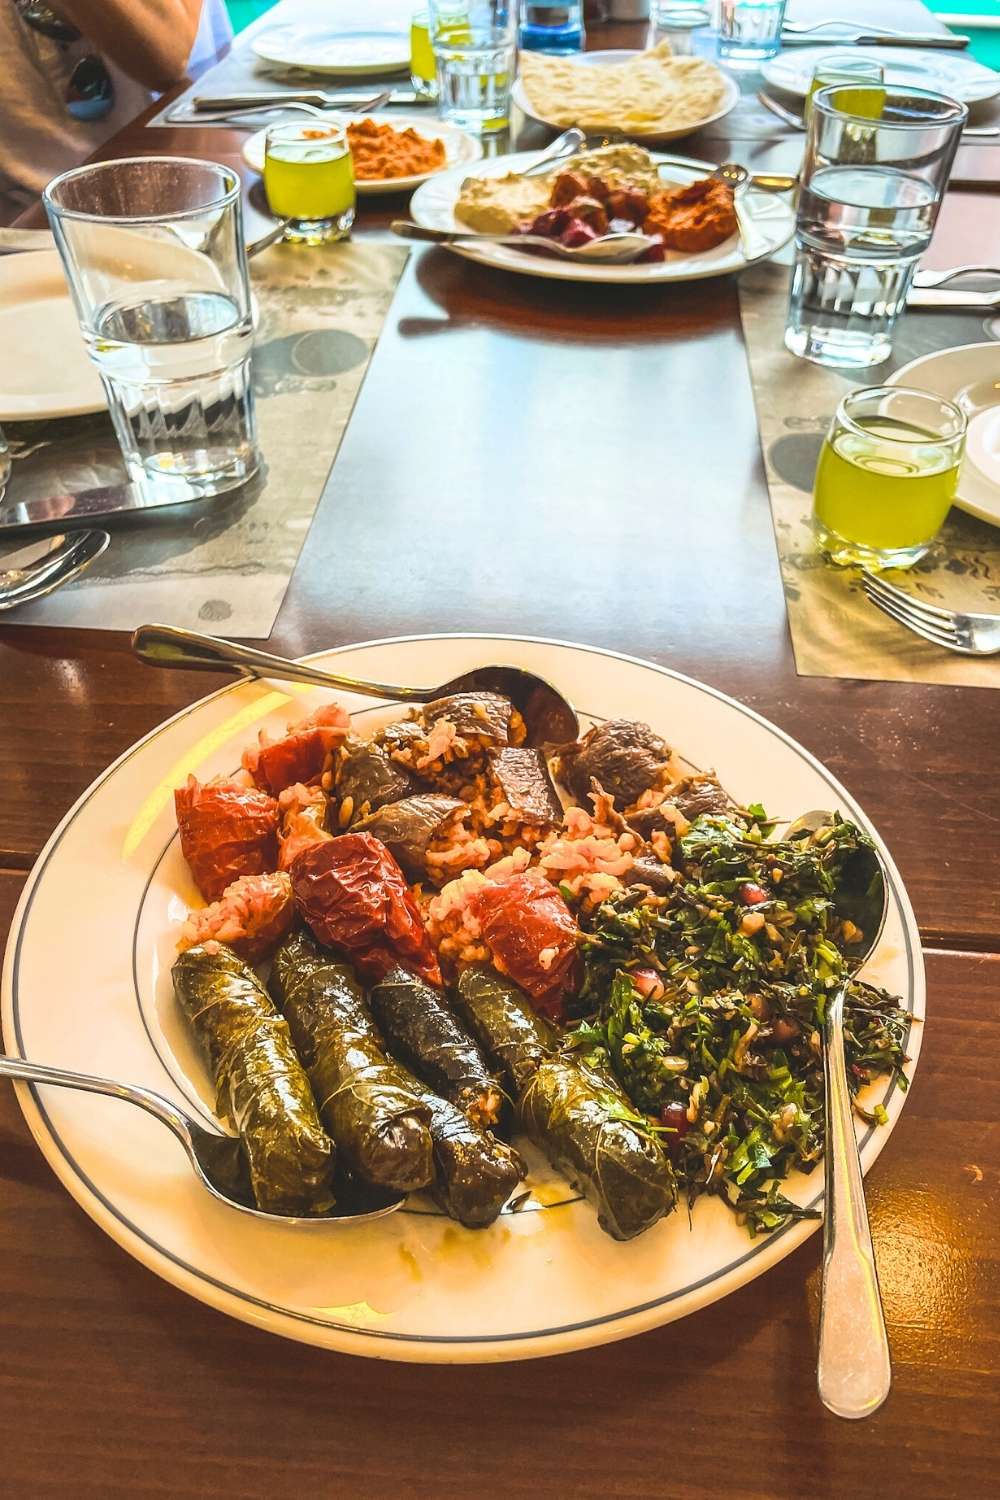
[44, 157, 258, 498]
[430, 1, 515, 134]
[411, 11, 438, 101]
[264, 120, 356, 243]
[785, 85, 968, 369]
[813, 385, 967, 570]
[717, 1, 787, 66]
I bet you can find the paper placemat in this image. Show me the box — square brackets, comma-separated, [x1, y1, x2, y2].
[739, 260, 1000, 689]
[1, 241, 408, 636]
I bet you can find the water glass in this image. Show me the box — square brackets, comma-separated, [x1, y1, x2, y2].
[813, 386, 966, 569]
[785, 85, 968, 369]
[44, 157, 258, 499]
[264, 121, 356, 243]
[653, 6, 712, 56]
[430, 2, 515, 134]
[717, 0, 787, 66]
[411, 11, 438, 100]
[519, 1, 585, 53]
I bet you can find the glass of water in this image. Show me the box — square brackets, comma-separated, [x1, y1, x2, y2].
[785, 85, 968, 369]
[430, 1, 515, 135]
[717, 1, 787, 66]
[44, 157, 258, 499]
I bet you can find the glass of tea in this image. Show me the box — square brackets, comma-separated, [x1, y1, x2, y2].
[813, 385, 967, 570]
[264, 121, 355, 244]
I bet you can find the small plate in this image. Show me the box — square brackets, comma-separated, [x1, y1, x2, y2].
[252, 27, 410, 77]
[762, 45, 1000, 105]
[888, 342, 1000, 529]
[242, 114, 482, 196]
[512, 49, 740, 144]
[0, 251, 105, 421]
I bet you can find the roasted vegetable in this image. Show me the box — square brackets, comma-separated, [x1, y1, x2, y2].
[417, 1088, 523, 1229]
[290, 832, 442, 986]
[369, 967, 504, 1127]
[352, 794, 468, 882]
[667, 772, 739, 825]
[489, 747, 562, 827]
[559, 719, 672, 811]
[453, 965, 557, 1093]
[277, 783, 332, 870]
[176, 870, 295, 962]
[270, 928, 434, 1193]
[422, 691, 515, 745]
[520, 1055, 677, 1241]
[175, 775, 279, 903]
[172, 944, 335, 1215]
[242, 704, 349, 795]
[467, 873, 580, 1020]
[336, 737, 419, 824]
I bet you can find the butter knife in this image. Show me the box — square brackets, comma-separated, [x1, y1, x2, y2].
[0, 479, 219, 535]
[780, 32, 970, 49]
[191, 89, 422, 111]
[907, 286, 1000, 308]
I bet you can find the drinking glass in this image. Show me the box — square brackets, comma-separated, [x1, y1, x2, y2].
[785, 85, 968, 369]
[653, 6, 712, 56]
[519, 1, 585, 54]
[813, 386, 967, 570]
[717, 1, 787, 66]
[804, 57, 884, 125]
[429, 2, 515, 134]
[44, 157, 258, 499]
[411, 11, 438, 100]
[264, 121, 356, 243]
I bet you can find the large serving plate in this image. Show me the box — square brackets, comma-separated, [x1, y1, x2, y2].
[409, 150, 795, 285]
[762, 45, 1000, 105]
[251, 26, 410, 77]
[0, 251, 104, 420]
[242, 114, 483, 196]
[512, 49, 741, 144]
[2, 636, 923, 1362]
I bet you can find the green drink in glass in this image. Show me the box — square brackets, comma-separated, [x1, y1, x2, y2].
[805, 57, 885, 124]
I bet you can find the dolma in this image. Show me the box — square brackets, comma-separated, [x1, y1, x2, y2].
[520, 1056, 677, 1242]
[352, 794, 468, 883]
[489, 747, 562, 827]
[336, 738, 419, 825]
[422, 691, 514, 745]
[172, 944, 335, 1215]
[467, 874, 580, 1021]
[369, 967, 504, 1127]
[417, 1087, 523, 1229]
[270, 929, 434, 1193]
[453, 965, 557, 1094]
[559, 719, 672, 811]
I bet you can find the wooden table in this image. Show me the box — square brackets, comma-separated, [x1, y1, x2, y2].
[1, 5, 997, 1496]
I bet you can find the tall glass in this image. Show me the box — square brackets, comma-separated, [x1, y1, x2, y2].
[717, 1, 787, 66]
[44, 157, 258, 498]
[264, 121, 355, 243]
[411, 11, 438, 100]
[429, 2, 515, 134]
[813, 386, 966, 569]
[804, 57, 884, 125]
[785, 85, 968, 369]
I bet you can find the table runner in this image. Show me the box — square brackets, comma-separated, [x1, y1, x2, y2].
[1, 241, 408, 636]
[739, 260, 1000, 689]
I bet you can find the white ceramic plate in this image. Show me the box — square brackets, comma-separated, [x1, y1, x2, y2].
[1, 635, 923, 1362]
[409, 150, 795, 284]
[762, 45, 1000, 105]
[252, 26, 409, 77]
[0, 251, 104, 421]
[512, 48, 740, 144]
[242, 114, 483, 196]
[887, 342, 1000, 529]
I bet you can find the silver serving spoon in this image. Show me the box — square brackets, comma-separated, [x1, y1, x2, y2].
[0, 1054, 402, 1225]
[131, 623, 580, 744]
[0, 528, 109, 611]
[782, 811, 891, 1419]
[390, 219, 656, 264]
[519, 127, 586, 178]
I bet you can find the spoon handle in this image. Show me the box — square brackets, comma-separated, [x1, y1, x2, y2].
[0, 1054, 201, 1155]
[131, 623, 431, 702]
[817, 985, 892, 1419]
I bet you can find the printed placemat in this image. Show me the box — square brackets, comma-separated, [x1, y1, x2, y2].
[2, 241, 408, 636]
[739, 259, 1000, 689]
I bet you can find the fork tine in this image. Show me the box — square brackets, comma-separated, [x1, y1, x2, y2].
[862, 584, 963, 649]
[861, 570, 963, 627]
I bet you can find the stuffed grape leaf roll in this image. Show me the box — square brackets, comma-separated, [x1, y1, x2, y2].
[172, 944, 335, 1215]
[453, 965, 558, 1093]
[416, 1088, 523, 1229]
[369, 967, 504, 1127]
[270, 929, 434, 1193]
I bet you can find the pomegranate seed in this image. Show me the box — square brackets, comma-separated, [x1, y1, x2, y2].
[740, 882, 768, 906]
[659, 1102, 690, 1154]
[632, 966, 665, 1001]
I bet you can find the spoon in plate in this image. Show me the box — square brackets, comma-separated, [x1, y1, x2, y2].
[781, 811, 892, 1420]
[0, 1054, 402, 1225]
[0, 528, 109, 611]
[131, 622, 581, 745]
[390, 219, 657, 264]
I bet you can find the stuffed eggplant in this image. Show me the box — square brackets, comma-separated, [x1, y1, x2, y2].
[488, 747, 562, 828]
[335, 738, 419, 826]
[172, 944, 335, 1216]
[422, 691, 516, 745]
[270, 928, 434, 1194]
[369, 967, 504, 1127]
[417, 1088, 523, 1228]
[352, 794, 469, 883]
[452, 965, 557, 1093]
[520, 1056, 677, 1242]
[558, 719, 672, 811]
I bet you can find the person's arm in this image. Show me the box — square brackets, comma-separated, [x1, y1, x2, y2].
[51, 1, 203, 91]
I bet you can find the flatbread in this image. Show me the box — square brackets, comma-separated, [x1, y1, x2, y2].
[519, 40, 728, 136]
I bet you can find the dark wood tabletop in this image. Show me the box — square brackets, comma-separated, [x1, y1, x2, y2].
[1, 4, 998, 1496]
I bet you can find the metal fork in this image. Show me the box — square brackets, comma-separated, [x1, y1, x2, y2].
[861, 571, 1000, 655]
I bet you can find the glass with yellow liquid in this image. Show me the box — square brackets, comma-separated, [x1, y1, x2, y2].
[411, 12, 438, 100]
[813, 386, 967, 569]
[805, 58, 885, 125]
[264, 122, 355, 244]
